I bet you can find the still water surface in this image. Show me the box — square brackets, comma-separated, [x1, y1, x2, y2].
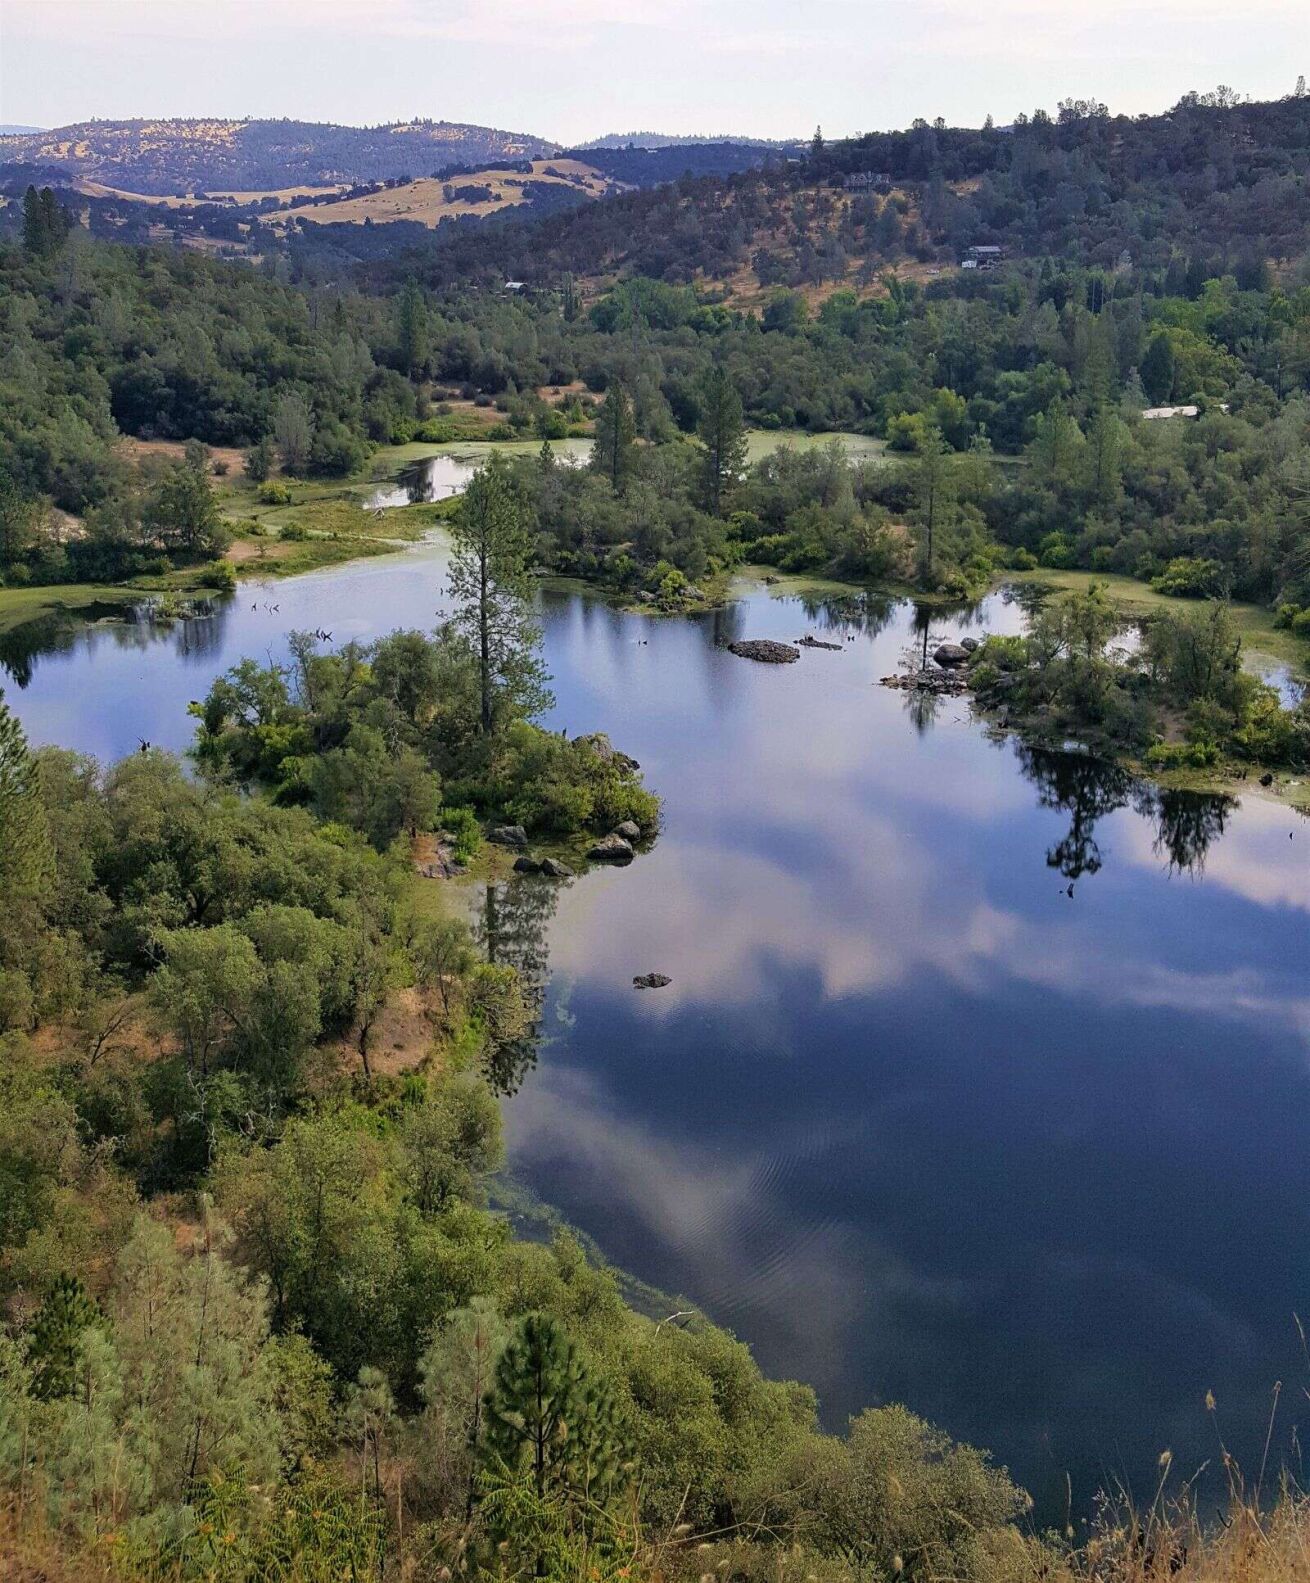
[6, 536, 1309, 1519]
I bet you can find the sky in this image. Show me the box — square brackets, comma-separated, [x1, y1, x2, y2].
[1, 0, 1307, 143]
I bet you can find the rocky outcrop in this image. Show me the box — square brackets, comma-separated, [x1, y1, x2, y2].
[797, 635, 843, 651]
[588, 833, 635, 863]
[574, 733, 641, 772]
[490, 824, 528, 848]
[633, 973, 671, 989]
[728, 639, 800, 663]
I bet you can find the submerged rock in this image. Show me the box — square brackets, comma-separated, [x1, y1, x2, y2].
[588, 833, 635, 863]
[932, 642, 971, 668]
[490, 824, 528, 848]
[633, 973, 672, 989]
[880, 670, 970, 695]
[728, 639, 800, 664]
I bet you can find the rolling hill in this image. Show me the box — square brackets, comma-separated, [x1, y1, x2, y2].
[378, 94, 1310, 297]
[0, 117, 559, 194]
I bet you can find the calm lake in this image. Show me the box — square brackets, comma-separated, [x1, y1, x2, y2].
[6, 535, 1309, 1522]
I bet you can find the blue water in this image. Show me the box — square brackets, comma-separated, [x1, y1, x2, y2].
[7, 536, 1309, 1520]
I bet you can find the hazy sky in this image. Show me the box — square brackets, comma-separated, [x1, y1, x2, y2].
[2, 0, 1307, 142]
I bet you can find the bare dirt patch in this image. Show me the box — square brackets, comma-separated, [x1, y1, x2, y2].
[118, 435, 246, 474]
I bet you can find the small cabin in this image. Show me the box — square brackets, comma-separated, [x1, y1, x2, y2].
[963, 244, 1005, 271]
[503, 280, 527, 294]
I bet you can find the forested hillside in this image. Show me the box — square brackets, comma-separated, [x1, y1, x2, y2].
[391, 93, 1310, 290]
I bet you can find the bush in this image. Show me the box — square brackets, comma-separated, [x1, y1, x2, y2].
[1146, 738, 1221, 769]
[442, 805, 482, 862]
[257, 480, 292, 505]
[198, 560, 236, 592]
[279, 523, 309, 543]
[1038, 532, 1076, 569]
[1150, 556, 1225, 598]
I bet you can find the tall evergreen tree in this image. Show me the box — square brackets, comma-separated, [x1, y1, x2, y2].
[912, 425, 956, 584]
[590, 380, 636, 494]
[28, 1275, 100, 1401]
[695, 365, 747, 517]
[21, 185, 47, 255]
[396, 278, 430, 378]
[447, 455, 552, 735]
[1140, 332, 1176, 405]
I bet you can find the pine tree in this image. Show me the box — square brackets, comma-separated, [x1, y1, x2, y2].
[590, 380, 636, 494]
[696, 365, 748, 516]
[1140, 332, 1176, 405]
[21, 185, 47, 254]
[912, 425, 956, 585]
[447, 455, 552, 735]
[396, 277, 430, 378]
[28, 1275, 100, 1401]
[481, 1313, 630, 1506]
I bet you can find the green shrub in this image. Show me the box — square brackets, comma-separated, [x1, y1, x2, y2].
[1146, 738, 1221, 769]
[1150, 556, 1225, 598]
[257, 480, 292, 505]
[1038, 532, 1075, 569]
[279, 523, 309, 542]
[198, 560, 237, 592]
[442, 805, 482, 862]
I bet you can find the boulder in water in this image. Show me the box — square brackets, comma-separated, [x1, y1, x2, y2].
[612, 819, 642, 842]
[513, 855, 543, 874]
[588, 833, 635, 863]
[633, 973, 672, 989]
[540, 857, 574, 879]
[932, 642, 970, 668]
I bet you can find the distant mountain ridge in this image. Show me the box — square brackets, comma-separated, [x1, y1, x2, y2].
[0, 117, 559, 194]
[584, 131, 799, 149]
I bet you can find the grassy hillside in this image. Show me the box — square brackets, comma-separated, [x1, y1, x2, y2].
[272, 159, 619, 230]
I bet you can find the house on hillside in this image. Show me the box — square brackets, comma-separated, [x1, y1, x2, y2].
[961, 244, 1005, 271]
[503, 280, 526, 293]
[843, 171, 892, 192]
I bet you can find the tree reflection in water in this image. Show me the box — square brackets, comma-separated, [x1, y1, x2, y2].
[475, 875, 564, 1095]
[1018, 745, 1233, 881]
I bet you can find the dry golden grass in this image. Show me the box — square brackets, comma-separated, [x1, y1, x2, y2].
[273, 159, 615, 229]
